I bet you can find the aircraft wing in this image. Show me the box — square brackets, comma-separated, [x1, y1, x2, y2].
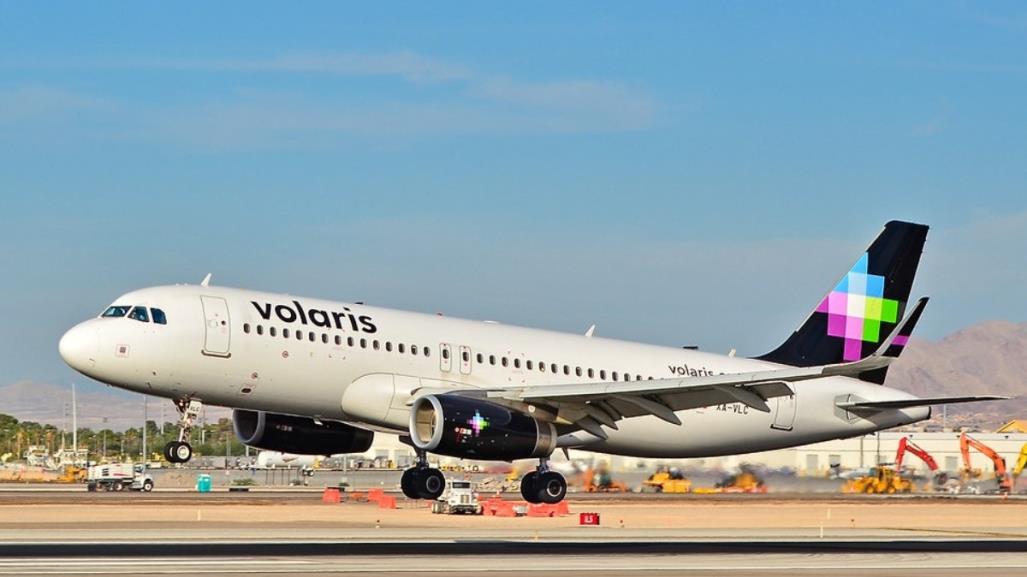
[486, 353, 895, 439]
[486, 300, 921, 440]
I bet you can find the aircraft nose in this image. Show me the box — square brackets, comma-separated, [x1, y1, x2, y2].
[59, 322, 99, 373]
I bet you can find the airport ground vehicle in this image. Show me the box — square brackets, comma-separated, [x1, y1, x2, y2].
[960, 432, 1012, 494]
[430, 480, 480, 515]
[86, 463, 154, 492]
[895, 436, 947, 489]
[642, 467, 691, 493]
[583, 465, 628, 493]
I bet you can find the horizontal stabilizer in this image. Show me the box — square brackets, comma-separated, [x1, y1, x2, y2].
[837, 395, 1008, 411]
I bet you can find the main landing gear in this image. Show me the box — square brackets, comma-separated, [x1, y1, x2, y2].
[520, 458, 567, 504]
[400, 451, 446, 500]
[163, 398, 202, 464]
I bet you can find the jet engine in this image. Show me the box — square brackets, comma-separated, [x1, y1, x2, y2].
[409, 394, 557, 461]
[232, 409, 374, 455]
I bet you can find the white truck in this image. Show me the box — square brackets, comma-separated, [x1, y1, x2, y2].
[430, 480, 481, 515]
[86, 463, 154, 492]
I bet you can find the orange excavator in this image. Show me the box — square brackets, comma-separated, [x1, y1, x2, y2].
[895, 436, 947, 489]
[960, 432, 1012, 494]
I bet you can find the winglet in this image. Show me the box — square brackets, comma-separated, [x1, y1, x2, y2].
[200, 273, 212, 287]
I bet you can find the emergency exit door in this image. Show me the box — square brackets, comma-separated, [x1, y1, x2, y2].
[771, 394, 796, 431]
[200, 296, 231, 357]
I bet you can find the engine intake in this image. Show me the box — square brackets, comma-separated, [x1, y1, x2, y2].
[409, 395, 556, 461]
[232, 410, 374, 455]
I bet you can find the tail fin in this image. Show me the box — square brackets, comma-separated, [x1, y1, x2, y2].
[757, 220, 929, 373]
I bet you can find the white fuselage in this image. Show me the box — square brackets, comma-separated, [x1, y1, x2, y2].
[59, 284, 929, 459]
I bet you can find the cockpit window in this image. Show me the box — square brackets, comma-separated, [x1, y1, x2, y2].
[101, 306, 131, 318]
[128, 306, 150, 322]
[151, 308, 167, 325]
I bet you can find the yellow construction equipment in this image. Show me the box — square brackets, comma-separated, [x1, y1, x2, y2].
[694, 466, 768, 494]
[56, 465, 87, 484]
[642, 467, 691, 493]
[583, 463, 628, 493]
[843, 466, 913, 494]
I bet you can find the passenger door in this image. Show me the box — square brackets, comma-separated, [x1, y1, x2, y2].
[200, 296, 231, 357]
[771, 394, 796, 431]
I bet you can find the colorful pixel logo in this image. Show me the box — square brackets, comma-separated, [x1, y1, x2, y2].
[816, 253, 901, 361]
[468, 411, 489, 437]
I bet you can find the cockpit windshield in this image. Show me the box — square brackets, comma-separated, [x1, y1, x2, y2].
[101, 305, 131, 318]
[128, 306, 150, 322]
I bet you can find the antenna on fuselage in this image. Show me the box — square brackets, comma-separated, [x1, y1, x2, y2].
[200, 273, 212, 287]
[584, 324, 596, 338]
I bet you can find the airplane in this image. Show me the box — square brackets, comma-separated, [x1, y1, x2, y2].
[58, 220, 1004, 504]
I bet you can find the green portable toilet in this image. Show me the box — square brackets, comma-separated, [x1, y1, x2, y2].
[196, 474, 212, 493]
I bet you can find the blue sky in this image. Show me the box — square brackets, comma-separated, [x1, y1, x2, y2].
[1, 2, 1025, 393]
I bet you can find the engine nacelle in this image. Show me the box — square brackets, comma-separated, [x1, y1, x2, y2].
[232, 409, 374, 455]
[409, 395, 557, 461]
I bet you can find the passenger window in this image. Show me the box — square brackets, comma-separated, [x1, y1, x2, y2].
[283, 328, 290, 338]
[526, 360, 533, 370]
[411, 344, 418, 355]
[461, 350, 469, 362]
[269, 327, 277, 337]
[386, 342, 393, 352]
[501, 357, 508, 367]
[243, 323, 251, 334]
[600, 370, 607, 380]
[128, 306, 149, 322]
[360, 338, 367, 349]
[476, 353, 484, 364]
[348, 337, 355, 347]
[612, 371, 619, 381]
[150, 308, 167, 325]
[551, 363, 558, 373]
[256, 325, 264, 335]
[322, 333, 329, 344]
[373, 340, 380, 350]
[489, 355, 496, 366]
[308, 332, 315, 342]
[563, 365, 570, 375]
[398, 343, 405, 353]
[587, 368, 594, 379]
[335, 335, 343, 346]
[514, 358, 521, 369]
[442, 348, 450, 360]
[575, 367, 582, 377]
[101, 305, 131, 318]
[424, 347, 430, 357]
[540, 362, 546, 373]
[296, 331, 303, 341]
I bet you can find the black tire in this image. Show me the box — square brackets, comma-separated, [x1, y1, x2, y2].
[417, 468, 446, 500]
[400, 468, 421, 499]
[173, 442, 193, 463]
[142, 480, 154, 492]
[163, 442, 176, 462]
[520, 472, 540, 503]
[536, 471, 566, 504]
[114, 482, 124, 492]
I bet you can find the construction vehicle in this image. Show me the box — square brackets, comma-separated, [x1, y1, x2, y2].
[86, 463, 155, 492]
[694, 465, 768, 494]
[57, 465, 87, 484]
[642, 466, 691, 493]
[843, 466, 913, 494]
[1012, 443, 1027, 492]
[430, 480, 481, 514]
[582, 463, 628, 493]
[895, 436, 947, 490]
[960, 432, 1012, 494]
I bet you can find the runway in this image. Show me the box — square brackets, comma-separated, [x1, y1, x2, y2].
[3, 539, 1027, 576]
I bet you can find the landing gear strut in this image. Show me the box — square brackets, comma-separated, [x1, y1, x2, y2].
[400, 451, 446, 500]
[164, 398, 201, 464]
[520, 458, 566, 504]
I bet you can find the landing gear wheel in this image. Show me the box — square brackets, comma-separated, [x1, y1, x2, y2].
[416, 468, 446, 500]
[172, 441, 193, 463]
[400, 468, 421, 499]
[520, 471, 541, 503]
[163, 442, 176, 463]
[536, 471, 567, 504]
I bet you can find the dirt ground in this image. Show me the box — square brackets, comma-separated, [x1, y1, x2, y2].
[2, 495, 1027, 532]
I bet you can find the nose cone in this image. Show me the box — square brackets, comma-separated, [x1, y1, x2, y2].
[59, 322, 99, 374]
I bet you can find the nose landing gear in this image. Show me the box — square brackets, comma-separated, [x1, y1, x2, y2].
[520, 458, 566, 504]
[400, 451, 446, 500]
[163, 398, 202, 464]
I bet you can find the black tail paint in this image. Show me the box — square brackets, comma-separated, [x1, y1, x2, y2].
[757, 221, 929, 379]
